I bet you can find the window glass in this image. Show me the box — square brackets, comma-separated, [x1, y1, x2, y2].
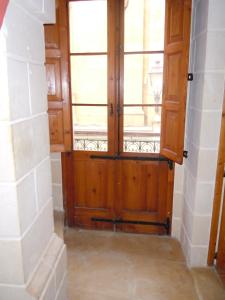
[69, 1, 107, 53]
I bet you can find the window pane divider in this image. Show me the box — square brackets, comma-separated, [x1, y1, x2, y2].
[72, 103, 108, 106]
[70, 52, 107, 56]
[123, 104, 162, 107]
[124, 50, 164, 55]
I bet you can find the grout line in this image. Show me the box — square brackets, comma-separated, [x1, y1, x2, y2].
[0, 155, 50, 186]
[193, 70, 225, 74]
[11, 0, 43, 25]
[0, 283, 26, 288]
[33, 169, 39, 212]
[55, 270, 67, 299]
[2, 52, 44, 66]
[27, 63, 33, 115]
[189, 107, 222, 113]
[21, 197, 53, 239]
[25, 233, 58, 288]
[0, 197, 52, 242]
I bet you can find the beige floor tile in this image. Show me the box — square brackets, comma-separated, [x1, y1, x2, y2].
[191, 268, 225, 300]
[133, 260, 198, 300]
[68, 251, 135, 298]
[68, 289, 130, 300]
[64, 228, 224, 300]
[65, 228, 184, 263]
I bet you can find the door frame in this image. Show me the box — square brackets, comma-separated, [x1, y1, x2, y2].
[61, 0, 191, 235]
[208, 88, 225, 265]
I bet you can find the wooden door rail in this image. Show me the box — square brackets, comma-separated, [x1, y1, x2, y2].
[90, 155, 174, 169]
[91, 217, 170, 235]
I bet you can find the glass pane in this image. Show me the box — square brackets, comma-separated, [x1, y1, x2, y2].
[123, 106, 161, 153]
[124, 54, 164, 105]
[70, 56, 107, 104]
[69, 1, 107, 53]
[124, 0, 165, 52]
[73, 106, 108, 151]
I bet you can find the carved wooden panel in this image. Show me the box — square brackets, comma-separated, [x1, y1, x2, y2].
[166, 52, 182, 100]
[163, 109, 179, 153]
[46, 58, 62, 101]
[168, 0, 184, 43]
[48, 109, 64, 145]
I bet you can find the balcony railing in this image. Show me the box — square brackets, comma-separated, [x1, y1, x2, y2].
[74, 138, 160, 153]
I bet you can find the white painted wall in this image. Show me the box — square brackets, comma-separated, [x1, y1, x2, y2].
[0, 1, 67, 299]
[172, 0, 225, 267]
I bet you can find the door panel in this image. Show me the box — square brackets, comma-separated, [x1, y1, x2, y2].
[74, 160, 114, 209]
[68, 154, 173, 234]
[116, 160, 170, 234]
[46, 58, 62, 102]
[72, 154, 115, 230]
[119, 161, 159, 212]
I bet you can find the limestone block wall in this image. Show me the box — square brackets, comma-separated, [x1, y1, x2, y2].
[172, 0, 225, 266]
[0, 1, 67, 299]
[172, 165, 184, 240]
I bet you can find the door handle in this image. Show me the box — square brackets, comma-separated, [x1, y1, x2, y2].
[109, 103, 114, 116]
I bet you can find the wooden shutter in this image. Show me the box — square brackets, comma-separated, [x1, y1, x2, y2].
[160, 0, 191, 164]
[44, 0, 72, 152]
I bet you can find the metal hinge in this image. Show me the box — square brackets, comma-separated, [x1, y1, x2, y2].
[168, 160, 174, 170]
[188, 73, 193, 81]
[91, 217, 171, 235]
[214, 252, 218, 259]
[183, 150, 188, 158]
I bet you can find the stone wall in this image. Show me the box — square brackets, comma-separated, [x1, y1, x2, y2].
[0, 1, 67, 298]
[173, 0, 225, 266]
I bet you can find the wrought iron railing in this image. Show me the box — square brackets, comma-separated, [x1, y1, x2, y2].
[74, 138, 160, 153]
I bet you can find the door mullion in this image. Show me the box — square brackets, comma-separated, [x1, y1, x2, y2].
[117, 0, 124, 155]
[108, 0, 118, 155]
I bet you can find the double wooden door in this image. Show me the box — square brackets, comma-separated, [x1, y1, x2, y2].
[45, 0, 191, 235]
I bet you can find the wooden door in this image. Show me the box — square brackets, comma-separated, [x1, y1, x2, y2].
[61, 0, 191, 235]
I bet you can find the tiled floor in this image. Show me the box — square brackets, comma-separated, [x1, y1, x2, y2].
[63, 228, 225, 300]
